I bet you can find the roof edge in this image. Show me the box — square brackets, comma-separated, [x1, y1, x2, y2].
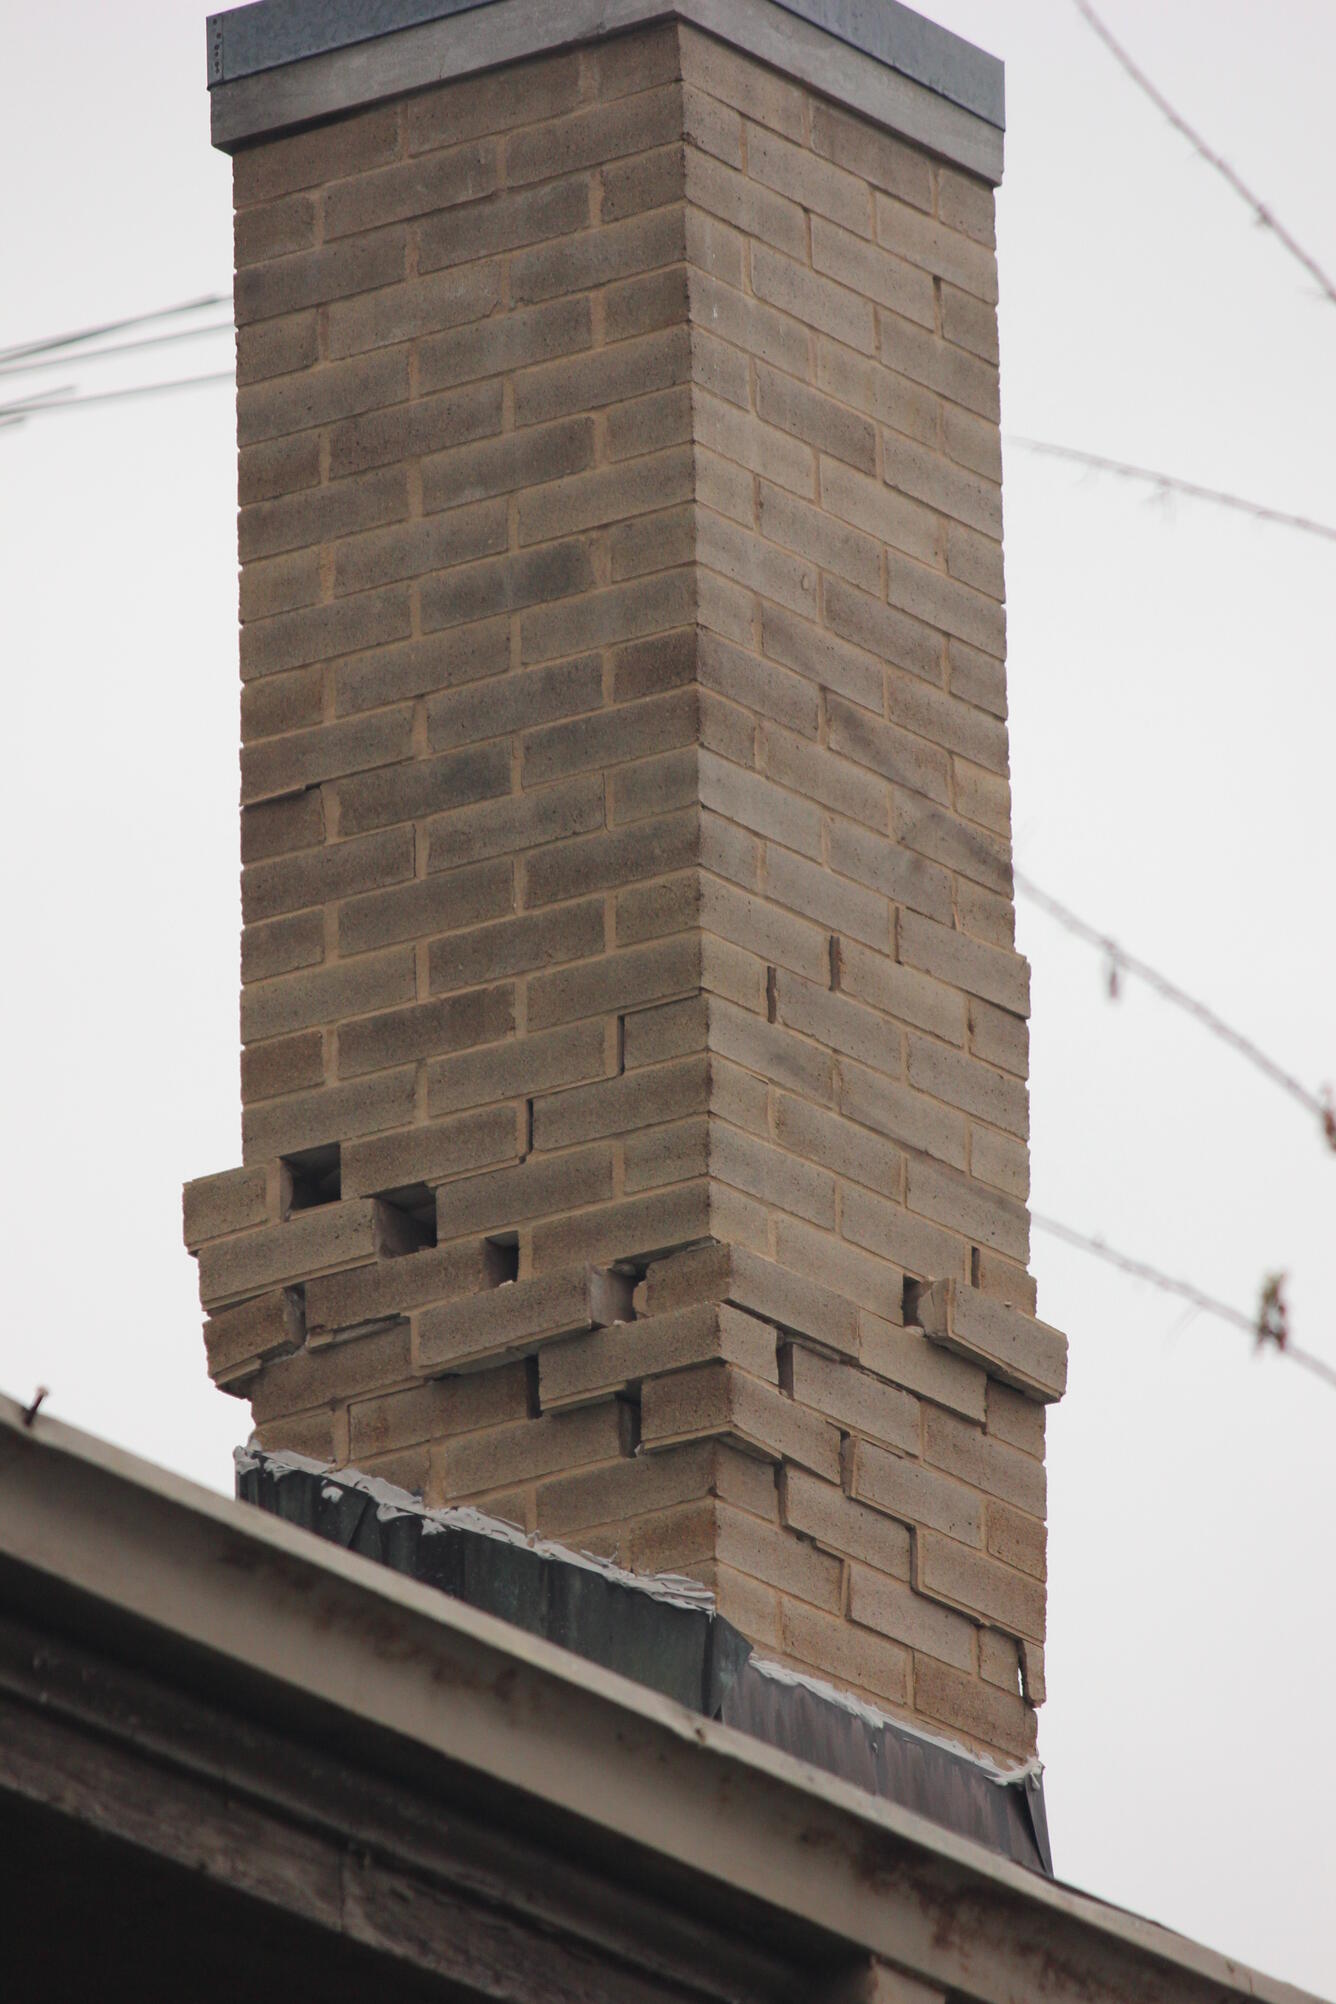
[0, 1392, 1318, 2004]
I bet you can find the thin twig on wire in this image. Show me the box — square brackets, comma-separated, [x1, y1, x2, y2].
[1014, 870, 1336, 1150]
[1031, 1215, 1336, 1391]
[0, 293, 231, 367]
[1008, 436, 1336, 545]
[1073, 0, 1336, 307]
[0, 370, 234, 427]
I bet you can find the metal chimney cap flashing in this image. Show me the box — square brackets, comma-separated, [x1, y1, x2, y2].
[205, 0, 1004, 130]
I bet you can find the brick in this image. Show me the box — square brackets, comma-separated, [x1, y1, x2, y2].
[622, 995, 706, 1069]
[304, 1238, 494, 1339]
[820, 459, 938, 566]
[427, 1018, 605, 1116]
[234, 192, 318, 267]
[699, 750, 823, 860]
[837, 939, 965, 1045]
[602, 146, 685, 226]
[234, 105, 399, 205]
[183, 1165, 270, 1249]
[242, 1030, 326, 1104]
[686, 148, 805, 259]
[823, 576, 941, 688]
[814, 338, 938, 448]
[239, 546, 322, 623]
[641, 1241, 860, 1360]
[403, 52, 582, 153]
[338, 982, 514, 1080]
[751, 244, 874, 354]
[415, 1263, 633, 1374]
[849, 1437, 981, 1546]
[641, 1362, 840, 1481]
[922, 1405, 1046, 1518]
[434, 1146, 615, 1240]
[526, 933, 700, 1031]
[746, 125, 871, 234]
[687, 269, 809, 380]
[534, 1438, 716, 1539]
[241, 665, 323, 743]
[809, 100, 931, 211]
[428, 902, 605, 993]
[986, 1381, 1046, 1457]
[849, 1565, 976, 1671]
[534, 1054, 707, 1150]
[899, 911, 1029, 1015]
[204, 1287, 304, 1386]
[426, 775, 605, 874]
[329, 380, 504, 480]
[879, 307, 998, 426]
[243, 1068, 417, 1164]
[437, 1401, 633, 1495]
[681, 87, 744, 170]
[528, 1181, 711, 1273]
[782, 1464, 910, 1575]
[326, 139, 498, 239]
[243, 826, 413, 926]
[885, 666, 1009, 772]
[604, 385, 693, 463]
[809, 217, 935, 330]
[624, 1117, 708, 1191]
[241, 950, 416, 1044]
[608, 747, 699, 825]
[419, 172, 589, 270]
[241, 709, 414, 807]
[333, 500, 509, 599]
[238, 348, 410, 450]
[907, 1037, 1027, 1135]
[786, 1344, 918, 1451]
[941, 282, 999, 364]
[418, 296, 593, 394]
[758, 721, 884, 832]
[884, 549, 1003, 657]
[699, 877, 825, 986]
[678, 27, 805, 139]
[344, 1105, 520, 1198]
[540, 1299, 777, 1411]
[334, 742, 511, 837]
[338, 858, 513, 957]
[426, 547, 600, 643]
[235, 310, 318, 387]
[716, 1502, 842, 1611]
[827, 820, 954, 927]
[773, 972, 898, 1075]
[240, 586, 411, 682]
[238, 432, 322, 507]
[427, 654, 602, 752]
[242, 788, 325, 867]
[507, 86, 682, 185]
[760, 604, 882, 714]
[757, 482, 881, 595]
[914, 1655, 1035, 1759]
[517, 446, 692, 547]
[327, 260, 503, 360]
[915, 1529, 1044, 1641]
[422, 418, 593, 516]
[860, 1314, 986, 1422]
[907, 1156, 1029, 1262]
[235, 229, 406, 326]
[713, 1122, 835, 1229]
[197, 1199, 384, 1308]
[511, 206, 686, 307]
[780, 1598, 909, 1708]
[987, 1498, 1047, 1581]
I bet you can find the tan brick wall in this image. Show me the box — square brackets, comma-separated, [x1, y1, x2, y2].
[186, 21, 1065, 1766]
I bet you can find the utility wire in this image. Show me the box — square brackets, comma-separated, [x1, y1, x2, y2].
[0, 370, 233, 427]
[1008, 437, 1336, 545]
[0, 317, 234, 380]
[1073, 0, 1336, 308]
[0, 293, 231, 367]
[1032, 1214, 1336, 1391]
[1015, 870, 1336, 1149]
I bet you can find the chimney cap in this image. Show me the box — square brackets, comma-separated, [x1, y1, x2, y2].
[206, 0, 1004, 172]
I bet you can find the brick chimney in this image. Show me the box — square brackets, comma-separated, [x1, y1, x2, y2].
[186, 0, 1065, 1765]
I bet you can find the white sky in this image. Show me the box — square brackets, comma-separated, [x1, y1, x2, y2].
[2, 1, 1333, 1991]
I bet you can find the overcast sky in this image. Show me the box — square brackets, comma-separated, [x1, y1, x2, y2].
[2, 1, 1334, 1991]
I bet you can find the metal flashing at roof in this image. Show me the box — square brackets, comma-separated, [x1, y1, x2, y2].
[238, 1448, 1052, 1873]
[205, 0, 1004, 128]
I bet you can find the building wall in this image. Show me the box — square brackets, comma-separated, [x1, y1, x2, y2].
[186, 20, 1062, 1763]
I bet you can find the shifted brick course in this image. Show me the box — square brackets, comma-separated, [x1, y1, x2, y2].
[186, 19, 1065, 1765]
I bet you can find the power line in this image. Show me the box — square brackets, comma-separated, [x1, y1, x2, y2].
[0, 370, 233, 428]
[0, 317, 234, 380]
[0, 292, 230, 367]
[1008, 437, 1336, 545]
[1015, 870, 1336, 1150]
[1032, 1213, 1336, 1391]
[1073, 0, 1336, 309]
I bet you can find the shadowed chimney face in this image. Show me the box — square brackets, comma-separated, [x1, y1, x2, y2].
[186, 0, 1065, 1764]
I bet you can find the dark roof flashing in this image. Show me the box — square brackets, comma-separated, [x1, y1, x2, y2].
[237, 1446, 1050, 1874]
